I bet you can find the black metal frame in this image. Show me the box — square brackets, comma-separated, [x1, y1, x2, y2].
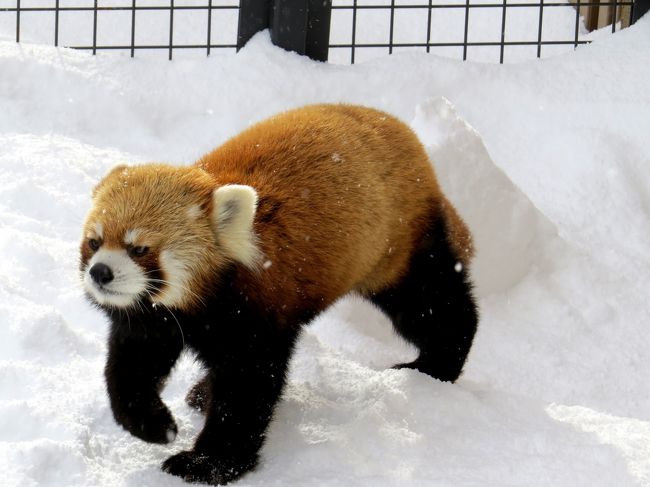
[1, 0, 644, 63]
[237, 0, 332, 61]
[632, 0, 650, 21]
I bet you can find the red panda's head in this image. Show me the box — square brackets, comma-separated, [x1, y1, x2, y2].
[80, 164, 260, 311]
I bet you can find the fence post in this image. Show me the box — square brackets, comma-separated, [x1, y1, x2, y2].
[271, 0, 309, 56]
[632, 0, 650, 22]
[305, 0, 332, 62]
[237, 0, 331, 62]
[237, 0, 272, 52]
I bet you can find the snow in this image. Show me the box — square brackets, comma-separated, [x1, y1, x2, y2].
[1, 11, 650, 487]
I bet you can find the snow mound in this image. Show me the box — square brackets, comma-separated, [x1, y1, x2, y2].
[412, 97, 563, 296]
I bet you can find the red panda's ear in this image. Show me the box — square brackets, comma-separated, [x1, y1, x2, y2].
[92, 164, 128, 198]
[211, 185, 261, 268]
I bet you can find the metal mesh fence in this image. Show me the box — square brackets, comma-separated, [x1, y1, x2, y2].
[328, 0, 635, 63]
[0, 0, 640, 63]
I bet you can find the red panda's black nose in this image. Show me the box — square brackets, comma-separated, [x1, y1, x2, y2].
[90, 263, 114, 286]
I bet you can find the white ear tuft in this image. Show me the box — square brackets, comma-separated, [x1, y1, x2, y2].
[212, 184, 261, 268]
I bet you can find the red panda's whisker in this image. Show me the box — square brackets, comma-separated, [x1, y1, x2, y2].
[140, 287, 186, 348]
[163, 304, 185, 348]
[145, 277, 207, 307]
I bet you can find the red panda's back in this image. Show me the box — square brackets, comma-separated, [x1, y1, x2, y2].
[197, 104, 460, 316]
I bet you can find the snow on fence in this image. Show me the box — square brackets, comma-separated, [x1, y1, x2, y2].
[0, 0, 647, 63]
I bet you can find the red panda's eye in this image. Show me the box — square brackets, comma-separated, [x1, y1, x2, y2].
[129, 246, 149, 258]
[89, 239, 101, 251]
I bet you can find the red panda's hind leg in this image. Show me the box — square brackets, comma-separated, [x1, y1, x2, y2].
[368, 213, 478, 383]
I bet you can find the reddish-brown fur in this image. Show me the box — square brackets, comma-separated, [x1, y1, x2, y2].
[83, 165, 228, 308]
[83, 104, 471, 320]
[198, 104, 472, 321]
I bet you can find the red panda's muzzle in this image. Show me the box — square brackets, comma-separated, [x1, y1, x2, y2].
[83, 248, 149, 309]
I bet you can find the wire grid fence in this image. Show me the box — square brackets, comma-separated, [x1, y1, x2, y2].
[329, 0, 635, 63]
[1, 1, 240, 59]
[0, 0, 638, 63]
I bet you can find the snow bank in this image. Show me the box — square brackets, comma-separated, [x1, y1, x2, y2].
[1, 15, 650, 487]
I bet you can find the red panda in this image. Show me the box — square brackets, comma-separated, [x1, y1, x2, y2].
[80, 104, 478, 485]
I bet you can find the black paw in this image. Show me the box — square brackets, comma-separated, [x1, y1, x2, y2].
[162, 450, 252, 485]
[114, 400, 178, 444]
[393, 359, 460, 383]
[185, 376, 211, 413]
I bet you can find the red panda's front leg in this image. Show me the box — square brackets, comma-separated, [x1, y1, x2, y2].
[163, 323, 298, 485]
[104, 311, 184, 444]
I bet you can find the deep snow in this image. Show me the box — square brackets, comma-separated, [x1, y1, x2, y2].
[1, 12, 650, 487]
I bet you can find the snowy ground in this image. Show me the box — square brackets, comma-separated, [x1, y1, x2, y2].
[1, 11, 650, 487]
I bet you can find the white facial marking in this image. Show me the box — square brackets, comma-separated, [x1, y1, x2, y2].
[186, 205, 202, 220]
[124, 228, 142, 245]
[94, 222, 104, 239]
[84, 248, 147, 308]
[154, 249, 191, 307]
